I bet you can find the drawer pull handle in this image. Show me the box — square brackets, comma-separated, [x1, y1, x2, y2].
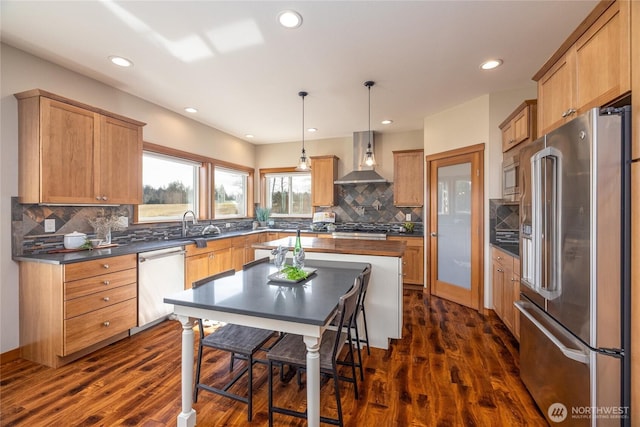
[497, 269, 504, 273]
[497, 256, 502, 260]
[103, 321, 110, 327]
[103, 264, 109, 269]
[103, 297, 110, 302]
[102, 196, 108, 201]
[103, 280, 110, 285]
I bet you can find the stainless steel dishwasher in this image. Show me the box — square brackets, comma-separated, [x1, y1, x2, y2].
[131, 246, 186, 334]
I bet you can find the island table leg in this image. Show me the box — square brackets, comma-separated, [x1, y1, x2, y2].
[177, 315, 196, 427]
[303, 335, 322, 427]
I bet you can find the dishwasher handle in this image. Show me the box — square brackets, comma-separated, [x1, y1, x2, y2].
[139, 249, 186, 263]
[515, 300, 589, 364]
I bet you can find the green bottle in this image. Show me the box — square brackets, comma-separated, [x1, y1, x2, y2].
[293, 230, 304, 268]
[294, 229, 302, 255]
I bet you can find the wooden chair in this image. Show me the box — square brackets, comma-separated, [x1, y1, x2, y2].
[266, 275, 362, 426]
[192, 269, 275, 422]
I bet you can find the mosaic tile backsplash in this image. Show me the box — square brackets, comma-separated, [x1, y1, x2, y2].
[12, 183, 423, 255]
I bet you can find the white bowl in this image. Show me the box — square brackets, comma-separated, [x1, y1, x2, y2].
[63, 231, 87, 249]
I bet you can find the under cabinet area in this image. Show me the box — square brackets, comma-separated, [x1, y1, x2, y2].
[19, 254, 138, 368]
[393, 149, 424, 207]
[534, 0, 630, 135]
[491, 247, 520, 340]
[14, 89, 145, 205]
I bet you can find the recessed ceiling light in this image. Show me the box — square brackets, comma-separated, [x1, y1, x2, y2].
[184, 107, 198, 113]
[278, 10, 302, 28]
[381, 119, 393, 125]
[245, 134, 254, 139]
[480, 59, 503, 70]
[307, 128, 317, 133]
[109, 56, 133, 67]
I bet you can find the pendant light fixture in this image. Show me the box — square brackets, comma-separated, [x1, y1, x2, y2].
[363, 81, 376, 167]
[296, 91, 311, 171]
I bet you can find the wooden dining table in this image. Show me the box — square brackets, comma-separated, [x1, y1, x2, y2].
[164, 258, 370, 427]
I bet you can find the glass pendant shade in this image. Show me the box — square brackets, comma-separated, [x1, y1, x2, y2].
[295, 91, 311, 171]
[364, 145, 376, 167]
[362, 81, 376, 166]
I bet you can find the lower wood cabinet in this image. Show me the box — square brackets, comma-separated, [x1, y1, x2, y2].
[184, 239, 232, 289]
[19, 253, 138, 368]
[491, 247, 520, 340]
[388, 236, 424, 286]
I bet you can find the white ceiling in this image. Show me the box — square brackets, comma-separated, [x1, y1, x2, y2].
[1, 1, 597, 145]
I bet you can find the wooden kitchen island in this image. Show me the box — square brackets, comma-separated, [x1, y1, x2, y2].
[254, 237, 406, 349]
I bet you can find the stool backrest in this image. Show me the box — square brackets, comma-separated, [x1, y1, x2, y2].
[192, 269, 236, 289]
[331, 275, 362, 358]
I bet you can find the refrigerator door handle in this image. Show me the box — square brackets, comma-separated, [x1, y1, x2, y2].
[530, 147, 563, 300]
[515, 301, 588, 364]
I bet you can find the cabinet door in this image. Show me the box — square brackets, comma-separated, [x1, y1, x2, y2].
[185, 253, 211, 289]
[311, 156, 338, 207]
[512, 108, 530, 145]
[492, 259, 505, 319]
[501, 261, 515, 333]
[211, 249, 232, 275]
[501, 120, 515, 152]
[99, 116, 143, 204]
[574, 1, 630, 112]
[40, 98, 99, 204]
[538, 51, 575, 135]
[393, 150, 424, 207]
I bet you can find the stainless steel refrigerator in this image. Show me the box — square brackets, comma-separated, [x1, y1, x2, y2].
[516, 106, 631, 426]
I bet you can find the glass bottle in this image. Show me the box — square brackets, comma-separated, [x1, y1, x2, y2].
[293, 230, 304, 268]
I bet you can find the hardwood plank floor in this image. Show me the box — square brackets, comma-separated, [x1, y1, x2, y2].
[1, 290, 546, 426]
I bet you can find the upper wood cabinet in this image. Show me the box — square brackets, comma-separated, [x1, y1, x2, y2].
[15, 89, 145, 205]
[393, 149, 424, 207]
[499, 100, 537, 153]
[534, 1, 631, 135]
[311, 155, 338, 207]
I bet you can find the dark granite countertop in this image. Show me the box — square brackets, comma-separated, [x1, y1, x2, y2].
[490, 243, 519, 258]
[165, 259, 369, 326]
[14, 227, 420, 264]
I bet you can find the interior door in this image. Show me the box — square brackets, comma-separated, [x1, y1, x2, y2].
[427, 145, 484, 310]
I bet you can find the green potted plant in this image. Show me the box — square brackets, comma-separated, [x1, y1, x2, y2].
[255, 207, 271, 227]
[403, 221, 414, 233]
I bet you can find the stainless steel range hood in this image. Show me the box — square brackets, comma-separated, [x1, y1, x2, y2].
[334, 131, 387, 184]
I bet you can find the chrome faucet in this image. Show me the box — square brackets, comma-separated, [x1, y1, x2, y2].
[182, 210, 197, 237]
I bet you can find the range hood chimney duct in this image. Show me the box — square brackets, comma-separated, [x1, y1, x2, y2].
[334, 131, 387, 184]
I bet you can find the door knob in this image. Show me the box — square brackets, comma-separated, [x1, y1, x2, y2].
[430, 232, 437, 237]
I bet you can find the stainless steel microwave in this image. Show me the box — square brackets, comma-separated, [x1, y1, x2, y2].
[502, 153, 520, 201]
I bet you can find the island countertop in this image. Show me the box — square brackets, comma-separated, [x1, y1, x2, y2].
[253, 236, 406, 257]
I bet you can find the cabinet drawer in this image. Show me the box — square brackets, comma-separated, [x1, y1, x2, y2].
[491, 247, 510, 264]
[64, 268, 137, 300]
[64, 254, 137, 282]
[65, 283, 137, 319]
[185, 238, 232, 257]
[63, 298, 137, 355]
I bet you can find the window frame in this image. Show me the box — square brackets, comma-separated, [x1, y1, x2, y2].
[135, 142, 254, 223]
[213, 164, 250, 219]
[260, 167, 312, 218]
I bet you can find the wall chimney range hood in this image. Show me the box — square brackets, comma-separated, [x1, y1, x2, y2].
[334, 131, 387, 184]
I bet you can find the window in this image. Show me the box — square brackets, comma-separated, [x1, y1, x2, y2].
[265, 172, 311, 216]
[139, 152, 200, 222]
[214, 166, 248, 218]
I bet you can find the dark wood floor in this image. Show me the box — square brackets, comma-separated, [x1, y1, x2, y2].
[1, 290, 547, 426]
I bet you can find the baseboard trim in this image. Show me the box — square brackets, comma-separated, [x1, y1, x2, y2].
[1, 348, 21, 365]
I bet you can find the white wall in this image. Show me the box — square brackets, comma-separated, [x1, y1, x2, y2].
[422, 86, 537, 308]
[0, 44, 255, 353]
